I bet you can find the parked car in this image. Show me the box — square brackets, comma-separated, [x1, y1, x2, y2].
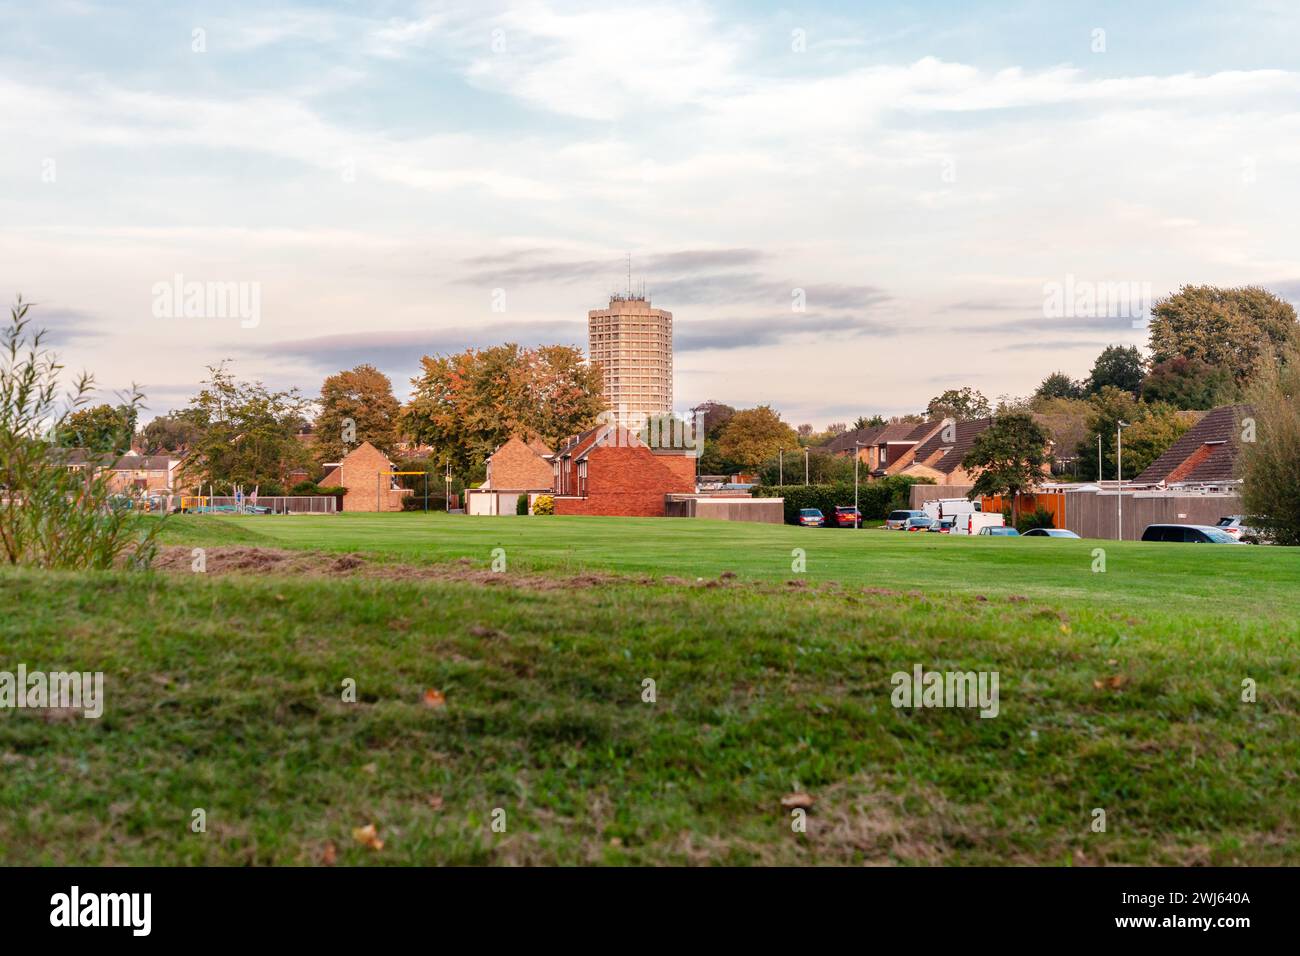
[1215, 516, 1264, 543]
[927, 518, 956, 534]
[798, 508, 825, 527]
[977, 526, 1020, 536]
[1021, 528, 1080, 538]
[831, 505, 862, 528]
[1140, 524, 1242, 543]
[904, 516, 934, 532]
[885, 509, 926, 530]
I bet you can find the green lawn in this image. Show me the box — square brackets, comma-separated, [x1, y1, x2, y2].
[1, 513, 1297, 865]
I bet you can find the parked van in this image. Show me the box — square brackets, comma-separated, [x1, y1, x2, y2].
[952, 512, 1005, 536]
[921, 498, 981, 521]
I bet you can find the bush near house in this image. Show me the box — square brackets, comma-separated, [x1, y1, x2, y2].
[755, 476, 934, 524]
[532, 494, 554, 516]
[516, 494, 529, 515]
[1015, 507, 1056, 533]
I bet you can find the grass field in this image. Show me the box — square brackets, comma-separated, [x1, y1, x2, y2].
[2, 513, 1297, 865]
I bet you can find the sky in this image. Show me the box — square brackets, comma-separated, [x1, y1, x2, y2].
[2, 0, 1298, 427]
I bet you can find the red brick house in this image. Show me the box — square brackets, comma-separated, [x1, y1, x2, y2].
[465, 436, 554, 515]
[320, 441, 411, 512]
[1133, 404, 1252, 487]
[551, 425, 695, 517]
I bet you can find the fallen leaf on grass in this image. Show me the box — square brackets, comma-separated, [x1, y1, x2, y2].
[428, 795, 444, 810]
[362, 762, 378, 775]
[1093, 675, 1127, 690]
[352, 824, 384, 850]
[423, 689, 446, 709]
[780, 792, 816, 810]
[321, 841, 337, 865]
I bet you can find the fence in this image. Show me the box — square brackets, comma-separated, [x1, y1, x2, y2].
[180, 495, 338, 514]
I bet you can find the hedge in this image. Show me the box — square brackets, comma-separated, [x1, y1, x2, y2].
[753, 476, 935, 524]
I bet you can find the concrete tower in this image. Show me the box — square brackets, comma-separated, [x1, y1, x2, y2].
[587, 293, 673, 425]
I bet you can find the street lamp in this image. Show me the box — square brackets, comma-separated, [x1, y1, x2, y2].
[1116, 420, 1131, 540]
[804, 448, 809, 486]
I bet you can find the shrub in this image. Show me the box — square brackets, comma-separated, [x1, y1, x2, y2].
[1015, 506, 1055, 533]
[516, 494, 529, 515]
[532, 494, 554, 515]
[0, 299, 160, 569]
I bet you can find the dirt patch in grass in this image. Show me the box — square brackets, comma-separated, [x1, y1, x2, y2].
[150, 545, 628, 592]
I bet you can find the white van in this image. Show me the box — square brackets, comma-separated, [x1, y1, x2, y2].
[921, 498, 981, 520]
[952, 512, 1005, 536]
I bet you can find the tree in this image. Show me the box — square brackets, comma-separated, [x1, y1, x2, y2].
[1085, 345, 1146, 397]
[693, 401, 736, 440]
[59, 403, 137, 455]
[854, 414, 887, 430]
[1028, 396, 1091, 474]
[1149, 285, 1299, 386]
[315, 364, 402, 463]
[961, 413, 1051, 524]
[1140, 355, 1235, 410]
[179, 361, 314, 490]
[139, 411, 204, 454]
[1034, 371, 1084, 401]
[1076, 386, 1142, 480]
[926, 387, 991, 421]
[404, 343, 604, 472]
[1119, 405, 1193, 478]
[1241, 346, 1300, 545]
[715, 405, 800, 470]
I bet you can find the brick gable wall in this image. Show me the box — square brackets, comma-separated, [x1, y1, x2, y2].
[338, 441, 409, 512]
[487, 437, 554, 491]
[554, 444, 695, 517]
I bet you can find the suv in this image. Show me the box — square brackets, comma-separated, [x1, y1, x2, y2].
[885, 509, 925, 530]
[1141, 524, 1240, 543]
[798, 508, 824, 527]
[832, 506, 862, 528]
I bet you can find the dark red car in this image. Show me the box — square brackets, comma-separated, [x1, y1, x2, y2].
[832, 506, 862, 528]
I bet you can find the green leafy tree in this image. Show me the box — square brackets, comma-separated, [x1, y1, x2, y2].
[59, 403, 138, 455]
[1034, 371, 1084, 401]
[1140, 355, 1235, 410]
[404, 343, 604, 472]
[314, 364, 402, 463]
[139, 410, 204, 454]
[1241, 346, 1300, 545]
[854, 414, 887, 430]
[1119, 404, 1193, 478]
[1149, 285, 1299, 386]
[716, 405, 800, 470]
[0, 298, 159, 569]
[1076, 386, 1142, 480]
[1085, 345, 1146, 397]
[961, 413, 1051, 524]
[693, 401, 736, 440]
[179, 361, 314, 491]
[925, 387, 991, 421]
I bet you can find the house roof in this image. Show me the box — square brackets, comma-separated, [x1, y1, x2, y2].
[112, 455, 174, 470]
[1133, 404, 1252, 484]
[825, 426, 882, 454]
[907, 417, 995, 474]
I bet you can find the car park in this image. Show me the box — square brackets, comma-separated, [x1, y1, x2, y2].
[977, 526, 1020, 536]
[885, 509, 926, 530]
[831, 505, 862, 528]
[1140, 523, 1242, 543]
[798, 508, 825, 527]
[1021, 528, 1080, 538]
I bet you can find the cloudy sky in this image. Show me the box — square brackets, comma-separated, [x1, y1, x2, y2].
[3, 0, 1298, 426]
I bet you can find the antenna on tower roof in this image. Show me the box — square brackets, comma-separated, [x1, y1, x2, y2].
[626, 252, 632, 297]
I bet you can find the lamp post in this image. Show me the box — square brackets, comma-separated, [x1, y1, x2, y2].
[779, 449, 783, 486]
[804, 448, 809, 486]
[1116, 420, 1130, 540]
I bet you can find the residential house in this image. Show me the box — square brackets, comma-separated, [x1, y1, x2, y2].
[319, 441, 410, 512]
[551, 425, 695, 516]
[466, 436, 555, 515]
[895, 417, 996, 484]
[1133, 404, 1252, 487]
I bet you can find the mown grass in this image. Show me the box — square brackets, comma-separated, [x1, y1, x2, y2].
[1, 514, 1297, 865]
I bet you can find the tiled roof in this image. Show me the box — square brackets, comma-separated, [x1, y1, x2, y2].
[908, 417, 994, 474]
[1134, 404, 1252, 483]
[825, 426, 882, 454]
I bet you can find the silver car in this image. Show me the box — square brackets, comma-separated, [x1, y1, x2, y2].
[885, 509, 926, 530]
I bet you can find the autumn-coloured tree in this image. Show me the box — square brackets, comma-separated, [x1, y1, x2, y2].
[1149, 285, 1298, 386]
[1140, 355, 1235, 410]
[315, 364, 402, 462]
[715, 405, 800, 470]
[403, 343, 604, 471]
[925, 387, 990, 421]
[1241, 345, 1300, 545]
